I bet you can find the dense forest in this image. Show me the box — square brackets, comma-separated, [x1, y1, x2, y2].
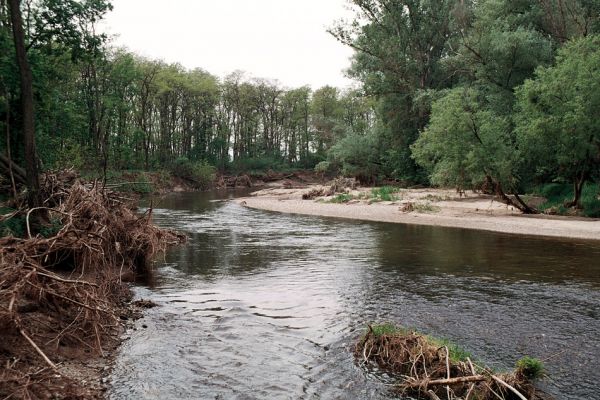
[1, 0, 599, 215]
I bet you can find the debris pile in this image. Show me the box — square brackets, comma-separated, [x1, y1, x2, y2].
[356, 325, 545, 400]
[0, 171, 184, 398]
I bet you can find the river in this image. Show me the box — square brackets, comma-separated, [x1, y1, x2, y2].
[108, 191, 600, 399]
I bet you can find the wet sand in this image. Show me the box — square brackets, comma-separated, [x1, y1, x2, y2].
[236, 186, 600, 241]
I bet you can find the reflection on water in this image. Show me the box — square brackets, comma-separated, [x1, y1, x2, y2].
[109, 192, 600, 399]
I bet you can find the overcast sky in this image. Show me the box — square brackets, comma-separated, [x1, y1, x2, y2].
[100, 0, 357, 89]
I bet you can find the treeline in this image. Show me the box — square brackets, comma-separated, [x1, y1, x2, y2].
[0, 0, 374, 178]
[1, 0, 599, 215]
[330, 0, 600, 214]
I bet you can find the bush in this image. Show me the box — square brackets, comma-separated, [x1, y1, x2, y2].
[328, 133, 381, 184]
[314, 161, 332, 174]
[370, 186, 400, 201]
[171, 158, 215, 190]
[534, 182, 600, 217]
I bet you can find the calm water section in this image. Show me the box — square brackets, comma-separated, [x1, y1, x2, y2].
[108, 191, 600, 399]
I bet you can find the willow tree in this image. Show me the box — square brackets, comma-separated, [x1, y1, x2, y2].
[516, 35, 600, 209]
[329, 0, 463, 182]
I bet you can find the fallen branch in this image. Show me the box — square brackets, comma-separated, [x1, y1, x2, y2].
[491, 375, 528, 400]
[405, 374, 487, 388]
[19, 328, 58, 371]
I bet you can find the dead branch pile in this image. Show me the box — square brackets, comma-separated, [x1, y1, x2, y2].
[302, 188, 325, 200]
[0, 171, 185, 399]
[356, 326, 543, 400]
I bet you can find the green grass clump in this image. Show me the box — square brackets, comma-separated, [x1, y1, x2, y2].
[365, 323, 471, 362]
[328, 193, 354, 203]
[427, 336, 472, 362]
[370, 186, 400, 202]
[370, 323, 404, 337]
[516, 356, 545, 379]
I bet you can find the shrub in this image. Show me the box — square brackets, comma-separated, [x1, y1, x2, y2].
[314, 161, 332, 174]
[534, 182, 600, 217]
[370, 186, 400, 201]
[171, 157, 215, 190]
[328, 193, 353, 203]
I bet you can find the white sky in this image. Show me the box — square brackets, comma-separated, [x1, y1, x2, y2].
[100, 0, 357, 89]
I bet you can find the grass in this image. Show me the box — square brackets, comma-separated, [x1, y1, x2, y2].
[328, 193, 354, 203]
[370, 186, 400, 202]
[532, 182, 600, 217]
[427, 335, 472, 362]
[366, 323, 471, 363]
[516, 356, 545, 379]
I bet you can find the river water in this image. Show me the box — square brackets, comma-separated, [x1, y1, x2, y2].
[108, 191, 600, 400]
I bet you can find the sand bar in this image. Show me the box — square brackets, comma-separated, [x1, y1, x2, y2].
[235, 186, 600, 241]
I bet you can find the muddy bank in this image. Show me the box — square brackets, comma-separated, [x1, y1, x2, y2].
[236, 184, 600, 241]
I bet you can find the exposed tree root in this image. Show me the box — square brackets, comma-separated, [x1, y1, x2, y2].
[355, 325, 548, 400]
[0, 170, 185, 399]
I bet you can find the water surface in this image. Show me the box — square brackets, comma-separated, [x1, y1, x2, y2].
[109, 191, 600, 399]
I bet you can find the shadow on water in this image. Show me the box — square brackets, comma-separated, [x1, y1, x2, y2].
[110, 191, 600, 400]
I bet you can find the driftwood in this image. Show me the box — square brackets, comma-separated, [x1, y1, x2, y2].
[356, 326, 541, 400]
[0, 170, 185, 399]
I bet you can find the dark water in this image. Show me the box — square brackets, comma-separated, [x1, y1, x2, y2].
[109, 191, 600, 400]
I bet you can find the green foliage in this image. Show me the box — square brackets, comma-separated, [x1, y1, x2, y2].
[171, 158, 215, 190]
[411, 87, 518, 191]
[39, 218, 63, 238]
[229, 156, 291, 175]
[533, 183, 600, 217]
[370, 186, 400, 202]
[516, 35, 600, 205]
[314, 161, 332, 174]
[414, 203, 442, 214]
[328, 193, 353, 203]
[369, 323, 405, 337]
[516, 356, 545, 380]
[0, 208, 25, 238]
[426, 336, 472, 363]
[365, 324, 471, 362]
[328, 133, 380, 183]
[118, 173, 154, 194]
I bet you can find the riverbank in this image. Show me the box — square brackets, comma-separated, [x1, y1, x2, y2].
[0, 172, 184, 399]
[236, 184, 600, 241]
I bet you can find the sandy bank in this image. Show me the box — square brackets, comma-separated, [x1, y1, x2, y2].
[236, 186, 600, 241]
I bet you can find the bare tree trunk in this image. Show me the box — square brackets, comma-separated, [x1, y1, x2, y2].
[565, 173, 586, 209]
[3, 87, 18, 199]
[492, 178, 538, 214]
[8, 0, 41, 209]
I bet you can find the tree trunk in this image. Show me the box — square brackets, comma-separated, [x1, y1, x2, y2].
[493, 179, 538, 214]
[565, 173, 586, 209]
[8, 0, 41, 209]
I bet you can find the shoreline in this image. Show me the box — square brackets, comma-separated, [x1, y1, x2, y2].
[236, 186, 600, 241]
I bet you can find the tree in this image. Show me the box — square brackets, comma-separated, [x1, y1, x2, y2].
[516, 35, 600, 208]
[329, 0, 461, 182]
[8, 0, 40, 208]
[411, 87, 536, 213]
